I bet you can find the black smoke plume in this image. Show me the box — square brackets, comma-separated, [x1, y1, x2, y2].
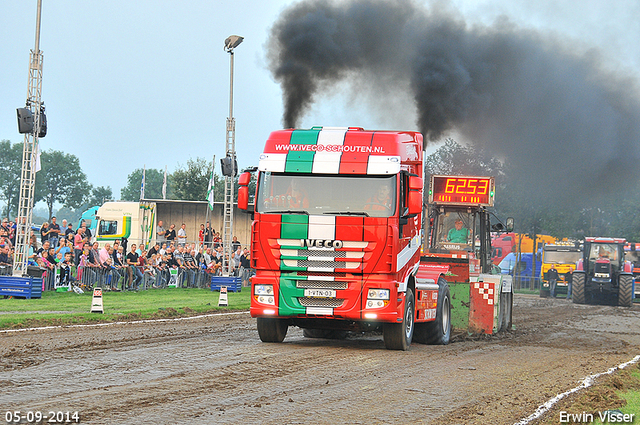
[267, 0, 640, 198]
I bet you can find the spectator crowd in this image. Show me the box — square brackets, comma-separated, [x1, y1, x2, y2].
[0, 217, 254, 291]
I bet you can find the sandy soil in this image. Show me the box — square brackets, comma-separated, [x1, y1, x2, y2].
[1, 295, 639, 424]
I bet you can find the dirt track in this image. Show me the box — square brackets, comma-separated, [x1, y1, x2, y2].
[1, 294, 639, 424]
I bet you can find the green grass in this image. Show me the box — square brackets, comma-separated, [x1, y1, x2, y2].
[514, 289, 539, 295]
[611, 369, 640, 420]
[620, 373, 640, 417]
[0, 288, 250, 329]
[593, 369, 640, 424]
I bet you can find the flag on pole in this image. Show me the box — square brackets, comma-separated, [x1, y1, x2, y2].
[207, 158, 215, 210]
[140, 166, 146, 200]
[33, 143, 41, 173]
[162, 165, 167, 200]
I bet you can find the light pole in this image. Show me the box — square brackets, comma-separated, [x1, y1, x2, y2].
[221, 35, 243, 276]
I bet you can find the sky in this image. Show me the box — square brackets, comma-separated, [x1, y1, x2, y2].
[1, 0, 639, 204]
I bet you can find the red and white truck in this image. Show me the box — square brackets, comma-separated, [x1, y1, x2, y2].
[238, 127, 514, 350]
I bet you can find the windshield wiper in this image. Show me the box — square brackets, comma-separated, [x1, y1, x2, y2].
[323, 211, 370, 217]
[268, 210, 309, 215]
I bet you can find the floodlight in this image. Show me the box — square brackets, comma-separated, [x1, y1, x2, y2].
[224, 35, 244, 51]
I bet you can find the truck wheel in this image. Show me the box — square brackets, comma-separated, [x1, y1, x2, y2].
[539, 288, 550, 298]
[572, 273, 586, 304]
[414, 278, 451, 345]
[618, 275, 633, 307]
[383, 289, 415, 350]
[257, 317, 288, 343]
[302, 329, 348, 339]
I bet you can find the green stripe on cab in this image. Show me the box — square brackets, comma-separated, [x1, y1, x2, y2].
[285, 128, 320, 173]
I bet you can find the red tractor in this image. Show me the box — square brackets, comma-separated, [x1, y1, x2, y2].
[572, 237, 634, 307]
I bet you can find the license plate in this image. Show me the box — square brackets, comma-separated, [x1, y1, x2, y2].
[304, 289, 336, 298]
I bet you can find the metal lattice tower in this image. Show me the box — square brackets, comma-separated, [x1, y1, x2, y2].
[222, 114, 235, 276]
[222, 36, 242, 276]
[13, 1, 44, 277]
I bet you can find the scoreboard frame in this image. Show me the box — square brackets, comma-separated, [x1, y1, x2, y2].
[428, 175, 495, 207]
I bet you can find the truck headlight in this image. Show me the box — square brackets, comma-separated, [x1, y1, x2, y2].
[367, 289, 390, 309]
[368, 289, 390, 299]
[254, 284, 275, 305]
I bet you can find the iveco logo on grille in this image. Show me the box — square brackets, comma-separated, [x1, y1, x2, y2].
[303, 239, 343, 249]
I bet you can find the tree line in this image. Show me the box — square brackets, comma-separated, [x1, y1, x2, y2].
[119, 157, 256, 206]
[0, 140, 254, 223]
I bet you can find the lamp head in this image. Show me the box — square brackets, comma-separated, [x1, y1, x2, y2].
[224, 35, 244, 52]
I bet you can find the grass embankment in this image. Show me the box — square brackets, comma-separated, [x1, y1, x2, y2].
[0, 288, 250, 329]
[539, 366, 640, 424]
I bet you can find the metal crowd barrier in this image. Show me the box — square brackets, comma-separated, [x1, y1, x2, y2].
[513, 275, 541, 291]
[77, 266, 218, 291]
[0, 266, 11, 277]
[1, 263, 253, 293]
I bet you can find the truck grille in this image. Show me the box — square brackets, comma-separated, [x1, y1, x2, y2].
[298, 297, 345, 308]
[278, 239, 369, 271]
[297, 271, 346, 278]
[295, 249, 347, 258]
[297, 259, 350, 269]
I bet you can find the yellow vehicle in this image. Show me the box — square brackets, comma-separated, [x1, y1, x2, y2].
[540, 242, 582, 298]
[492, 233, 557, 265]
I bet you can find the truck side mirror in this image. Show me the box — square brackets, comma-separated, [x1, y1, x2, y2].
[237, 171, 251, 211]
[505, 217, 514, 232]
[407, 176, 423, 216]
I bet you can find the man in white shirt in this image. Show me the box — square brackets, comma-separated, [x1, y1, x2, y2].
[177, 223, 187, 246]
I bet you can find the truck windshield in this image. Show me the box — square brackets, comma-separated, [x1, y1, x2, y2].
[543, 250, 582, 264]
[588, 243, 619, 262]
[433, 211, 474, 249]
[256, 173, 396, 218]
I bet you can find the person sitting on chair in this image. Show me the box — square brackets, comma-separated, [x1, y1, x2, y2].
[447, 219, 469, 243]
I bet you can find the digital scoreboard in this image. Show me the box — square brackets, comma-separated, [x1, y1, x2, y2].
[428, 175, 495, 206]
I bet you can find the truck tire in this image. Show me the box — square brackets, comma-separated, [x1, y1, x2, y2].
[413, 278, 451, 345]
[539, 287, 550, 298]
[302, 329, 348, 339]
[383, 289, 415, 350]
[572, 273, 586, 304]
[618, 275, 633, 307]
[257, 317, 288, 343]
